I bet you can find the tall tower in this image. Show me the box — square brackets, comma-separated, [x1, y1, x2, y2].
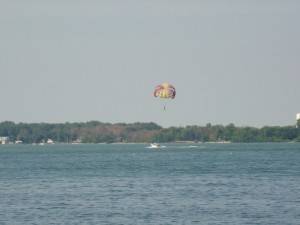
[297, 113, 300, 128]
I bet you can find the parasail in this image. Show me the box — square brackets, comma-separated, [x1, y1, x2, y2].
[154, 83, 176, 110]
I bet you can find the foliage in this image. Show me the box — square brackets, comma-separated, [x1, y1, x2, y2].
[0, 121, 299, 143]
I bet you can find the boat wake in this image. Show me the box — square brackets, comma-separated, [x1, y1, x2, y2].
[146, 146, 167, 149]
[146, 143, 167, 149]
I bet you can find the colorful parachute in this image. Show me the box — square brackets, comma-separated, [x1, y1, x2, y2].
[154, 83, 176, 99]
[154, 83, 176, 110]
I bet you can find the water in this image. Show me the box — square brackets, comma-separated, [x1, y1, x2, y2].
[0, 143, 300, 225]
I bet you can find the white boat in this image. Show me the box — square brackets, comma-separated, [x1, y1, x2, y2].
[149, 143, 160, 148]
[147, 143, 166, 149]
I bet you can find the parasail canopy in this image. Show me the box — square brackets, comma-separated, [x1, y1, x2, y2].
[154, 82, 176, 99]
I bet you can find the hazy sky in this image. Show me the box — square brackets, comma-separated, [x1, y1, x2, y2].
[0, 0, 299, 127]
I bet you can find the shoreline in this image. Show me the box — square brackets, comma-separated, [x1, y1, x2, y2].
[1, 141, 299, 146]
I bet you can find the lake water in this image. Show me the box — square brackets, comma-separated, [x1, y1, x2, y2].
[0, 143, 300, 225]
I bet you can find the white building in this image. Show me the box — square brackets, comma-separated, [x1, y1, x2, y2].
[72, 138, 82, 144]
[47, 139, 54, 144]
[0, 137, 9, 144]
[296, 113, 300, 128]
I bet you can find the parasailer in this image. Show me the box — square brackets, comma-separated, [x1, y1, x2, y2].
[154, 82, 176, 110]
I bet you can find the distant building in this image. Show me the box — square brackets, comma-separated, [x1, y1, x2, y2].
[72, 138, 82, 144]
[0, 137, 9, 144]
[297, 113, 300, 128]
[47, 139, 54, 144]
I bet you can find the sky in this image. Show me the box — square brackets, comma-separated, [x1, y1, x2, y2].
[0, 0, 299, 127]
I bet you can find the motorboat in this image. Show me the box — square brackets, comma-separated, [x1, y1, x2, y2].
[149, 143, 160, 148]
[147, 143, 167, 149]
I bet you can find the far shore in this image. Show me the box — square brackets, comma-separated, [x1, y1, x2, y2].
[2, 141, 300, 146]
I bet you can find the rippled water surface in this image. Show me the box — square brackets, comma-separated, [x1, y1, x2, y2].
[0, 143, 300, 225]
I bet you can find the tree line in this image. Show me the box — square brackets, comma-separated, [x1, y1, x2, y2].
[0, 121, 299, 143]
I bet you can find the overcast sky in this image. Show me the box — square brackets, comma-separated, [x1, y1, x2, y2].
[0, 0, 299, 127]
